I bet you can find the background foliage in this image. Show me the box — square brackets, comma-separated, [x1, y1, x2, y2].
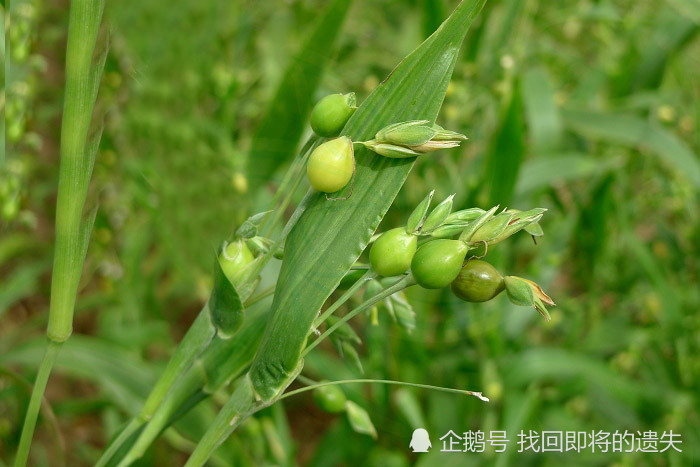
[2, 0, 699, 465]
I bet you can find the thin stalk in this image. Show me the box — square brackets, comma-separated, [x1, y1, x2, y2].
[312, 269, 375, 329]
[264, 146, 314, 238]
[14, 341, 61, 466]
[259, 136, 318, 237]
[184, 376, 258, 467]
[280, 379, 490, 402]
[303, 273, 415, 357]
[243, 283, 276, 307]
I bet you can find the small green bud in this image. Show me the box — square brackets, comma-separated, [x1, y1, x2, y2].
[525, 222, 544, 238]
[431, 123, 469, 141]
[469, 212, 514, 244]
[363, 120, 466, 158]
[314, 383, 347, 413]
[504, 276, 555, 321]
[361, 140, 422, 158]
[326, 315, 362, 345]
[345, 401, 377, 438]
[338, 269, 370, 290]
[341, 341, 364, 373]
[307, 137, 355, 193]
[235, 211, 272, 239]
[411, 239, 469, 289]
[310, 93, 357, 137]
[218, 239, 255, 288]
[369, 227, 417, 277]
[421, 194, 455, 233]
[391, 293, 416, 332]
[431, 223, 468, 238]
[376, 120, 438, 146]
[459, 205, 500, 242]
[451, 260, 505, 302]
[247, 236, 275, 256]
[445, 208, 486, 223]
[406, 190, 435, 234]
[488, 208, 546, 245]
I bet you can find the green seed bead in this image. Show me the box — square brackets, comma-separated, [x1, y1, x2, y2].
[450, 259, 505, 302]
[411, 239, 468, 289]
[218, 239, 254, 288]
[369, 227, 417, 277]
[310, 93, 357, 137]
[313, 383, 347, 413]
[307, 137, 354, 193]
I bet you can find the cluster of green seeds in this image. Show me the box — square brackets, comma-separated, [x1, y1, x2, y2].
[306, 93, 467, 196]
[368, 190, 555, 320]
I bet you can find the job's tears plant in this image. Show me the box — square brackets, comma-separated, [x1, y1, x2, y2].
[88, 3, 554, 465]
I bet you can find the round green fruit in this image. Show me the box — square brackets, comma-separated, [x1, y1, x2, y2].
[450, 259, 505, 302]
[313, 383, 347, 413]
[411, 239, 468, 289]
[218, 239, 254, 287]
[369, 227, 417, 277]
[307, 137, 354, 193]
[310, 93, 356, 137]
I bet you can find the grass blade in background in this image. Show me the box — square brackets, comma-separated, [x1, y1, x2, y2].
[522, 66, 562, 155]
[482, 81, 524, 207]
[515, 153, 623, 196]
[562, 109, 700, 188]
[246, 0, 353, 186]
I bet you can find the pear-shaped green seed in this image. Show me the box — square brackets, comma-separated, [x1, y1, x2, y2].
[218, 239, 254, 288]
[307, 137, 354, 193]
[313, 383, 347, 413]
[411, 239, 468, 289]
[310, 93, 356, 137]
[369, 228, 417, 277]
[451, 260, 505, 302]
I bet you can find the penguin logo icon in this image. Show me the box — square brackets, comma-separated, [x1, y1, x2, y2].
[409, 428, 432, 452]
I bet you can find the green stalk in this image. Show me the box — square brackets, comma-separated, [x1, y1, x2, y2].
[303, 273, 415, 357]
[14, 341, 61, 467]
[15, 1, 105, 465]
[280, 379, 489, 402]
[312, 269, 375, 329]
[259, 136, 318, 238]
[183, 274, 416, 466]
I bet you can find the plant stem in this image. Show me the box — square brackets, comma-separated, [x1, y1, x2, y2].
[14, 340, 61, 467]
[312, 269, 375, 329]
[303, 273, 415, 357]
[183, 376, 258, 467]
[259, 136, 318, 237]
[280, 378, 490, 402]
[243, 283, 276, 307]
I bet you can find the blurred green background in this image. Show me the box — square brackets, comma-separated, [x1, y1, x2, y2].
[2, 0, 699, 465]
